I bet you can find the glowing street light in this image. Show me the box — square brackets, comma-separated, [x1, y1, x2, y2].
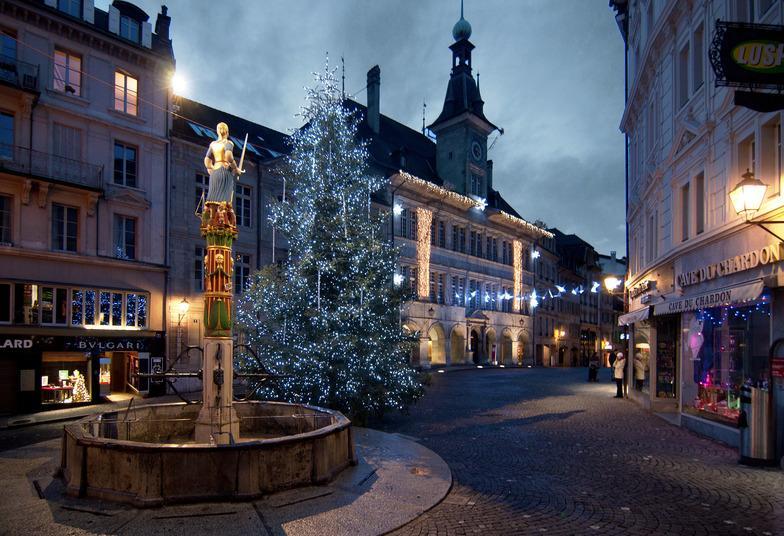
[171, 71, 188, 95]
[604, 276, 622, 292]
[729, 169, 767, 221]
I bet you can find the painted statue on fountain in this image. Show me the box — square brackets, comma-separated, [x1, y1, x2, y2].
[195, 122, 246, 444]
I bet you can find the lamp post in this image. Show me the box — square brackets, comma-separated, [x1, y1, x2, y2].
[729, 169, 784, 241]
[176, 297, 190, 357]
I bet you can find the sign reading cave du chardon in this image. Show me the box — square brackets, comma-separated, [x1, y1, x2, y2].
[710, 21, 784, 89]
[676, 243, 783, 288]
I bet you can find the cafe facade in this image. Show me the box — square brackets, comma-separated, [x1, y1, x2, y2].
[613, 1, 784, 447]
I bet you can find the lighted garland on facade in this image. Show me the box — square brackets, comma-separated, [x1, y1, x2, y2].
[396, 171, 481, 209]
[416, 207, 433, 299]
[496, 211, 554, 239]
[235, 64, 422, 422]
[512, 240, 522, 312]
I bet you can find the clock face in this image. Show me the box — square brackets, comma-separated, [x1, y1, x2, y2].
[471, 140, 483, 161]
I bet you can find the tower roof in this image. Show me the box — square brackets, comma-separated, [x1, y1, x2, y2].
[428, 3, 497, 132]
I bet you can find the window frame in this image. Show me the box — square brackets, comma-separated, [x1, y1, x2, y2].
[114, 70, 138, 116]
[51, 203, 78, 252]
[234, 183, 252, 228]
[113, 213, 136, 260]
[0, 194, 11, 244]
[113, 140, 138, 187]
[119, 14, 141, 44]
[53, 48, 81, 96]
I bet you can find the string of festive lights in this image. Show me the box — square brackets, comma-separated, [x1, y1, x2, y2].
[416, 208, 433, 300]
[512, 240, 523, 312]
[396, 171, 481, 209]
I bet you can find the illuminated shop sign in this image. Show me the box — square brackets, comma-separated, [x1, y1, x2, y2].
[0, 338, 33, 349]
[676, 243, 783, 288]
[629, 280, 655, 299]
[710, 21, 784, 89]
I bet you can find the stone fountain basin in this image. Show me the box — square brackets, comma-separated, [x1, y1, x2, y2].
[60, 401, 356, 507]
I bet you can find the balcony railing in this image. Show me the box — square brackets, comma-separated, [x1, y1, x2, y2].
[0, 144, 103, 189]
[0, 55, 40, 92]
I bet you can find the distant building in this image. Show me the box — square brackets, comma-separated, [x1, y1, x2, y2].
[0, 0, 173, 413]
[611, 0, 784, 447]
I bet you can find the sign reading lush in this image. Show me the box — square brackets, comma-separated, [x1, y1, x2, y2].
[710, 21, 784, 89]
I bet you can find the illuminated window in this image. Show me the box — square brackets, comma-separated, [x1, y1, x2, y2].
[53, 49, 81, 95]
[114, 71, 138, 115]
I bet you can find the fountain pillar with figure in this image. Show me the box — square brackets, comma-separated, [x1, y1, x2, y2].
[194, 122, 245, 444]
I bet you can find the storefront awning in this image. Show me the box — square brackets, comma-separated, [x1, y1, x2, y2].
[618, 307, 650, 326]
[653, 280, 765, 316]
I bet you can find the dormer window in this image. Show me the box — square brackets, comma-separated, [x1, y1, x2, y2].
[119, 15, 141, 43]
[57, 0, 81, 18]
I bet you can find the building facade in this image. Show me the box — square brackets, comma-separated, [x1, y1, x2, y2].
[613, 0, 784, 447]
[358, 13, 552, 369]
[0, 0, 173, 413]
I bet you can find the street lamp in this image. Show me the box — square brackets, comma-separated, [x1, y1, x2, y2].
[729, 169, 784, 241]
[176, 297, 190, 358]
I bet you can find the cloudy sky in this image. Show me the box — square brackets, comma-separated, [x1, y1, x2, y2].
[101, 0, 627, 256]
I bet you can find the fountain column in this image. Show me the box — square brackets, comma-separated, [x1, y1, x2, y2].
[195, 201, 240, 444]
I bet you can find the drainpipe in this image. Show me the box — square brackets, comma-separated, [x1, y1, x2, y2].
[256, 159, 262, 268]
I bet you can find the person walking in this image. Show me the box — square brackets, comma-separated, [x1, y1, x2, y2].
[613, 352, 626, 399]
[588, 352, 599, 382]
[633, 351, 646, 391]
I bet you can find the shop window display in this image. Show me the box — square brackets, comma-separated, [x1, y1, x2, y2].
[683, 300, 770, 425]
[655, 317, 678, 399]
[632, 323, 651, 393]
[41, 352, 91, 405]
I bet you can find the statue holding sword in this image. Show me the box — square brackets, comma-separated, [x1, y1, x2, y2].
[203, 122, 247, 205]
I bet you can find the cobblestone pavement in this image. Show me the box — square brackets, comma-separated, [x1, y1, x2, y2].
[380, 368, 783, 536]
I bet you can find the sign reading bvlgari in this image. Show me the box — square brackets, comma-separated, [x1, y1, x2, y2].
[677, 243, 783, 288]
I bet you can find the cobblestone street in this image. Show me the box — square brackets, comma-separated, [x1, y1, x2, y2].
[382, 368, 783, 536]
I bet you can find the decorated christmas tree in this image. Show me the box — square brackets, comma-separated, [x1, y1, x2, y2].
[236, 64, 422, 422]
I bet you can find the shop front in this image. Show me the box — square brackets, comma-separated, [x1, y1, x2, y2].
[659, 234, 784, 447]
[0, 332, 165, 414]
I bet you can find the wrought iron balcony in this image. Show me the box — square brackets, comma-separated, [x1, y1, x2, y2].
[0, 55, 40, 92]
[0, 144, 103, 190]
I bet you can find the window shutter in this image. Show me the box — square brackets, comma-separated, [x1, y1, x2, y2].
[108, 6, 120, 35]
[141, 21, 152, 48]
[44, 0, 56, 7]
[83, 0, 94, 23]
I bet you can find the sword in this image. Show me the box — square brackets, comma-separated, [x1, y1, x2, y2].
[237, 133, 248, 176]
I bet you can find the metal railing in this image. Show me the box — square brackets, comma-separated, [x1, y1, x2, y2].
[0, 144, 103, 189]
[0, 55, 39, 92]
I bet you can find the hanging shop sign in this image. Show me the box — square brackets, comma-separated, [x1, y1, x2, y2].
[654, 280, 764, 315]
[676, 243, 783, 288]
[710, 21, 784, 89]
[629, 280, 655, 299]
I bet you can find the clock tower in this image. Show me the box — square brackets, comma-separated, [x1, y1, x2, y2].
[428, 3, 499, 199]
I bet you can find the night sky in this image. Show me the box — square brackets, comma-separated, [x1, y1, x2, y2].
[105, 0, 627, 256]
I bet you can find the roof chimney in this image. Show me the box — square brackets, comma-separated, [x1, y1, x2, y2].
[367, 65, 380, 134]
[611, 250, 617, 261]
[155, 5, 171, 41]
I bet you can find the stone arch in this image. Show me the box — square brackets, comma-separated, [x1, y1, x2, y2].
[427, 322, 447, 366]
[500, 328, 514, 365]
[485, 328, 497, 364]
[450, 325, 465, 365]
[402, 322, 420, 366]
[517, 331, 529, 365]
[470, 328, 481, 364]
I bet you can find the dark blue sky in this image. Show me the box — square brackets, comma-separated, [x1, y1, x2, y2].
[114, 0, 627, 256]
